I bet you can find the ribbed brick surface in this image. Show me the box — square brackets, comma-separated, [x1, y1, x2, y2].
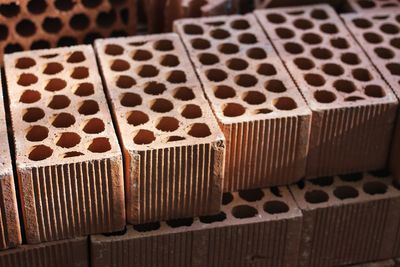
[346, 0, 400, 11]
[91, 186, 302, 267]
[255, 5, 398, 178]
[95, 33, 225, 224]
[175, 14, 312, 192]
[4, 45, 125, 243]
[290, 171, 400, 267]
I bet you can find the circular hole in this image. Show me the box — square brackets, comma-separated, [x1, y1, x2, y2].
[26, 125, 48, 142]
[42, 17, 63, 34]
[255, 108, 272, 115]
[48, 95, 71, 109]
[166, 218, 193, 228]
[78, 100, 99, 115]
[365, 85, 385, 98]
[75, 83, 94, 96]
[29, 145, 53, 161]
[273, 97, 297, 110]
[333, 80, 356, 93]
[71, 67, 89, 79]
[191, 38, 210, 50]
[265, 79, 287, 93]
[105, 44, 124, 56]
[264, 201, 289, 214]
[174, 87, 195, 101]
[88, 137, 111, 153]
[156, 117, 179, 132]
[151, 98, 173, 113]
[223, 103, 245, 117]
[219, 43, 239, 54]
[320, 23, 338, 34]
[67, 51, 86, 63]
[330, 37, 349, 49]
[311, 9, 328, 20]
[302, 33, 322, 45]
[55, 0, 75, 10]
[144, 82, 166, 95]
[4, 43, 23, 54]
[305, 190, 329, 204]
[222, 192, 233, 205]
[168, 136, 185, 142]
[352, 68, 372, 81]
[84, 32, 102, 45]
[363, 32, 383, 44]
[127, 111, 149, 126]
[227, 58, 248, 71]
[0, 3, 20, 17]
[294, 57, 315, 70]
[160, 54, 179, 67]
[266, 13, 286, 24]
[132, 49, 152, 61]
[275, 27, 295, 39]
[167, 70, 186, 83]
[235, 74, 258, 87]
[120, 93, 142, 107]
[111, 59, 130, 72]
[214, 85, 236, 99]
[294, 18, 313, 30]
[116, 75, 135, 89]
[311, 48, 332, 60]
[352, 18, 372, 28]
[52, 113, 75, 128]
[206, 69, 227, 82]
[199, 212, 226, 224]
[243, 91, 266, 105]
[232, 205, 258, 219]
[96, 10, 117, 28]
[58, 37, 77, 47]
[210, 28, 230, 40]
[45, 78, 66, 92]
[314, 90, 336, 103]
[345, 96, 364, 102]
[31, 40, 50, 50]
[310, 176, 334, 186]
[134, 129, 155, 145]
[70, 14, 90, 31]
[181, 104, 202, 119]
[305, 73, 326, 87]
[381, 23, 399, 34]
[231, 19, 250, 30]
[23, 108, 45, 122]
[18, 73, 38, 86]
[340, 173, 364, 182]
[27, 0, 47, 13]
[363, 181, 388, 195]
[390, 38, 400, 49]
[138, 65, 159, 78]
[82, 0, 102, 8]
[284, 42, 304, 54]
[238, 33, 257, 44]
[43, 62, 64, 75]
[83, 118, 105, 134]
[154, 40, 174, 51]
[374, 47, 394, 59]
[132, 222, 161, 233]
[387, 63, 400, 76]
[341, 52, 360, 65]
[247, 47, 267, 59]
[20, 90, 40, 103]
[198, 53, 219, 65]
[56, 132, 81, 148]
[322, 63, 344, 76]
[184, 24, 203, 35]
[0, 24, 8, 40]
[238, 188, 264, 202]
[257, 63, 277, 76]
[334, 186, 359, 200]
[16, 57, 36, 69]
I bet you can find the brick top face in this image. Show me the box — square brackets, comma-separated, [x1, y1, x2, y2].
[348, 0, 400, 11]
[0, 78, 12, 176]
[342, 11, 400, 98]
[255, 5, 397, 111]
[4, 45, 121, 168]
[174, 14, 310, 124]
[95, 33, 224, 151]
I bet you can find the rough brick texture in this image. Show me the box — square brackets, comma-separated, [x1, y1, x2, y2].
[95, 33, 225, 224]
[290, 171, 400, 267]
[4, 45, 125, 243]
[346, 0, 400, 12]
[91, 186, 302, 267]
[175, 14, 312, 192]
[0, 237, 88, 267]
[255, 5, 398, 178]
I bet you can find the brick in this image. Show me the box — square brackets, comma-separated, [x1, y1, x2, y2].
[95, 33, 225, 224]
[174, 14, 312, 192]
[4, 45, 125, 243]
[255, 5, 398, 178]
[346, 0, 400, 12]
[0, 237, 88, 267]
[253, 0, 345, 9]
[346, 259, 396, 267]
[91, 186, 302, 267]
[290, 171, 400, 267]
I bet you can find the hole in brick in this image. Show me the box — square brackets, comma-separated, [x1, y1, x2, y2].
[20, 90, 41, 103]
[120, 93, 142, 107]
[184, 24, 203, 35]
[111, 59, 130, 72]
[42, 17, 63, 34]
[265, 79, 287, 93]
[82, 0, 102, 8]
[387, 63, 400, 76]
[210, 28, 230, 40]
[345, 96, 364, 102]
[334, 186, 359, 200]
[320, 23, 338, 34]
[390, 38, 400, 49]
[232, 205, 258, 219]
[157, 117, 179, 132]
[43, 62, 64, 75]
[214, 85, 236, 99]
[26, 125, 48, 142]
[374, 47, 394, 59]
[23, 108, 45, 122]
[219, 43, 239, 54]
[206, 21, 224, 26]
[67, 51, 86, 63]
[297, 180, 305, 189]
[314, 90, 336, 104]
[154, 39, 174, 51]
[144, 82, 166, 95]
[4, 43, 23, 54]
[305, 190, 329, 204]
[182, 104, 202, 119]
[339, 172, 363, 182]
[45, 78, 67, 92]
[191, 38, 210, 50]
[294, 57, 314, 70]
[52, 113, 75, 128]
[322, 63, 344, 76]
[199, 212, 226, 224]
[27, 0, 47, 14]
[381, 23, 399, 34]
[239, 188, 264, 202]
[294, 19, 313, 30]
[330, 37, 349, 49]
[222, 192, 233, 205]
[341, 52, 360, 65]
[235, 74, 257, 87]
[310, 176, 334, 186]
[352, 68, 372, 81]
[254, 108, 272, 114]
[311, 9, 328, 20]
[275, 27, 295, 39]
[71, 67, 89, 79]
[18, 73, 38, 86]
[174, 87, 194, 101]
[16, 57, 36, 69]
[160, 54, 179, 67]
[231, 19, 250, 30]
[284, 42, 304, 54]
[127, 110, 149, 126]
[88, 137, 111, 153]
[352, 18, 372, 29]
[48, 95, 71, 109]
[206, 69, 227, 82]
[238, 33, 257, 44]
[363, 32, 383, 44]
[257, 63, 277, 76]
[166, 218, 193, 228]
[70, 14, 90, 31]
[368, 169, 390, 178]
[363, 181, 388, 195]
[365, 85, 385, 98]
[305, 73, 325, 87]
[393, 181, 400, 191]
[83, 118, 105, 134]
[167, 70, 186, 83]
[227, 58, 248, 71]
[151, 98, 173, 113]
[133, 222, 160, 232]
[199, 53, 219, 65]
[129, 41, 147, 47]
[188, 123, 211, 138]
[302, 33, 322, 45]
[105, 44, 124, 56]
[79, 100, 99, 115]
[334, 80, 356, 93]
[84, 32, 102, 45]
[42, 54, 58, 59]
[266, 13, 286, 24]
[31, 40, 50, 50]
[243, 91, 266, 105]
[75, 83, 94, 96]
[223, 103, 245, 117]
[138, 65, 159, 78]
[29, 145, 53, 161]
[311, 48, 332, 59]
[273, 97, 297, 110]
[57, 132, 81, 148]
[116, 75, 135, 89]
[247, 47, 267, 59]
[64, 151, 84, 158]
[55, 0, 75, 10]
[0, 3, 20, 17]
[168, 136, 185, 142]
[264, 201, 289, 214]
[132, 49, 152, 61]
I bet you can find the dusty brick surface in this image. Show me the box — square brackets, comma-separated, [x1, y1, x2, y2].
[4, 45, 125, 243]
[290, 171, 400, 267]
[255, 5, 398, 178]
[175, 14, 312, 192]
[346, 0, 400, 12]
[91, 186, 302, 267]
[95, 33, 225, 224]
[0, 237, 88, 267]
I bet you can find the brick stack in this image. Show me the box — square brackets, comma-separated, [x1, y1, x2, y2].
[346, 0, 400, 12]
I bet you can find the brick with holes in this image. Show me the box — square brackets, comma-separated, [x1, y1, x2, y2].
[91, 186, 302, 267]
[95, 33, 225, 224]
[345, 0, 400, 12]
[290, 171, 400, 267]
[4, 45, 125, 243]
[174, 14, 312, 192]
[255, 5, 398, 178]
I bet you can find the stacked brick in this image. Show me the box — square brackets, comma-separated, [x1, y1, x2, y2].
[91, 186, 302, 267]
[4, 45, 125, 243]
[255, 5, 398, 178]
[95, 33, 225, 224]
[346, 0, 400, 12]
[254, 0, 345, 9]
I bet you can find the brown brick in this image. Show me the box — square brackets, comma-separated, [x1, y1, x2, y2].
[255, 5, 398, 178]
[95, 33, 225, 224]
[346, 259, 396, 267]
[4, 45, 125, 243]
[0, 237, 88, 267]
[174, 14, 312, 192]
[346, 0, 400, 12]
[91, 186, 302, 267]
[290, 171, 400, 267]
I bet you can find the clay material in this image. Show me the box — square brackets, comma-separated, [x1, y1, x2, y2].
[346, 0, 400, 12]
[4, 45, 125, 243]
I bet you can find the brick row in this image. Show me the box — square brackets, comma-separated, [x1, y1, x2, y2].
[345, 0, 400, 12]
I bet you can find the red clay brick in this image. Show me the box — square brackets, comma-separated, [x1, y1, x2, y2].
[290, 171, 400, 267]
[91, 186, 302, 267]
[255, 5, 398, 178]
[175, 14, 312, 192]
[95, 33, 225, 224]
[346, 0, 400, 12]
[4, 45, 125, 243]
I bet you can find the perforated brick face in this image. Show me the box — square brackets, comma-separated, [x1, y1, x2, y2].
[0, 0, 136, 65]
[95, 33, 225, 224]
[175, 14, 312, 192]
[255, 5, 398, 178]
[347, 0, 400, 12]
[4, 45, 125, 243]
[290, 171, 400, 267]
[91, 186, 302, 267]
